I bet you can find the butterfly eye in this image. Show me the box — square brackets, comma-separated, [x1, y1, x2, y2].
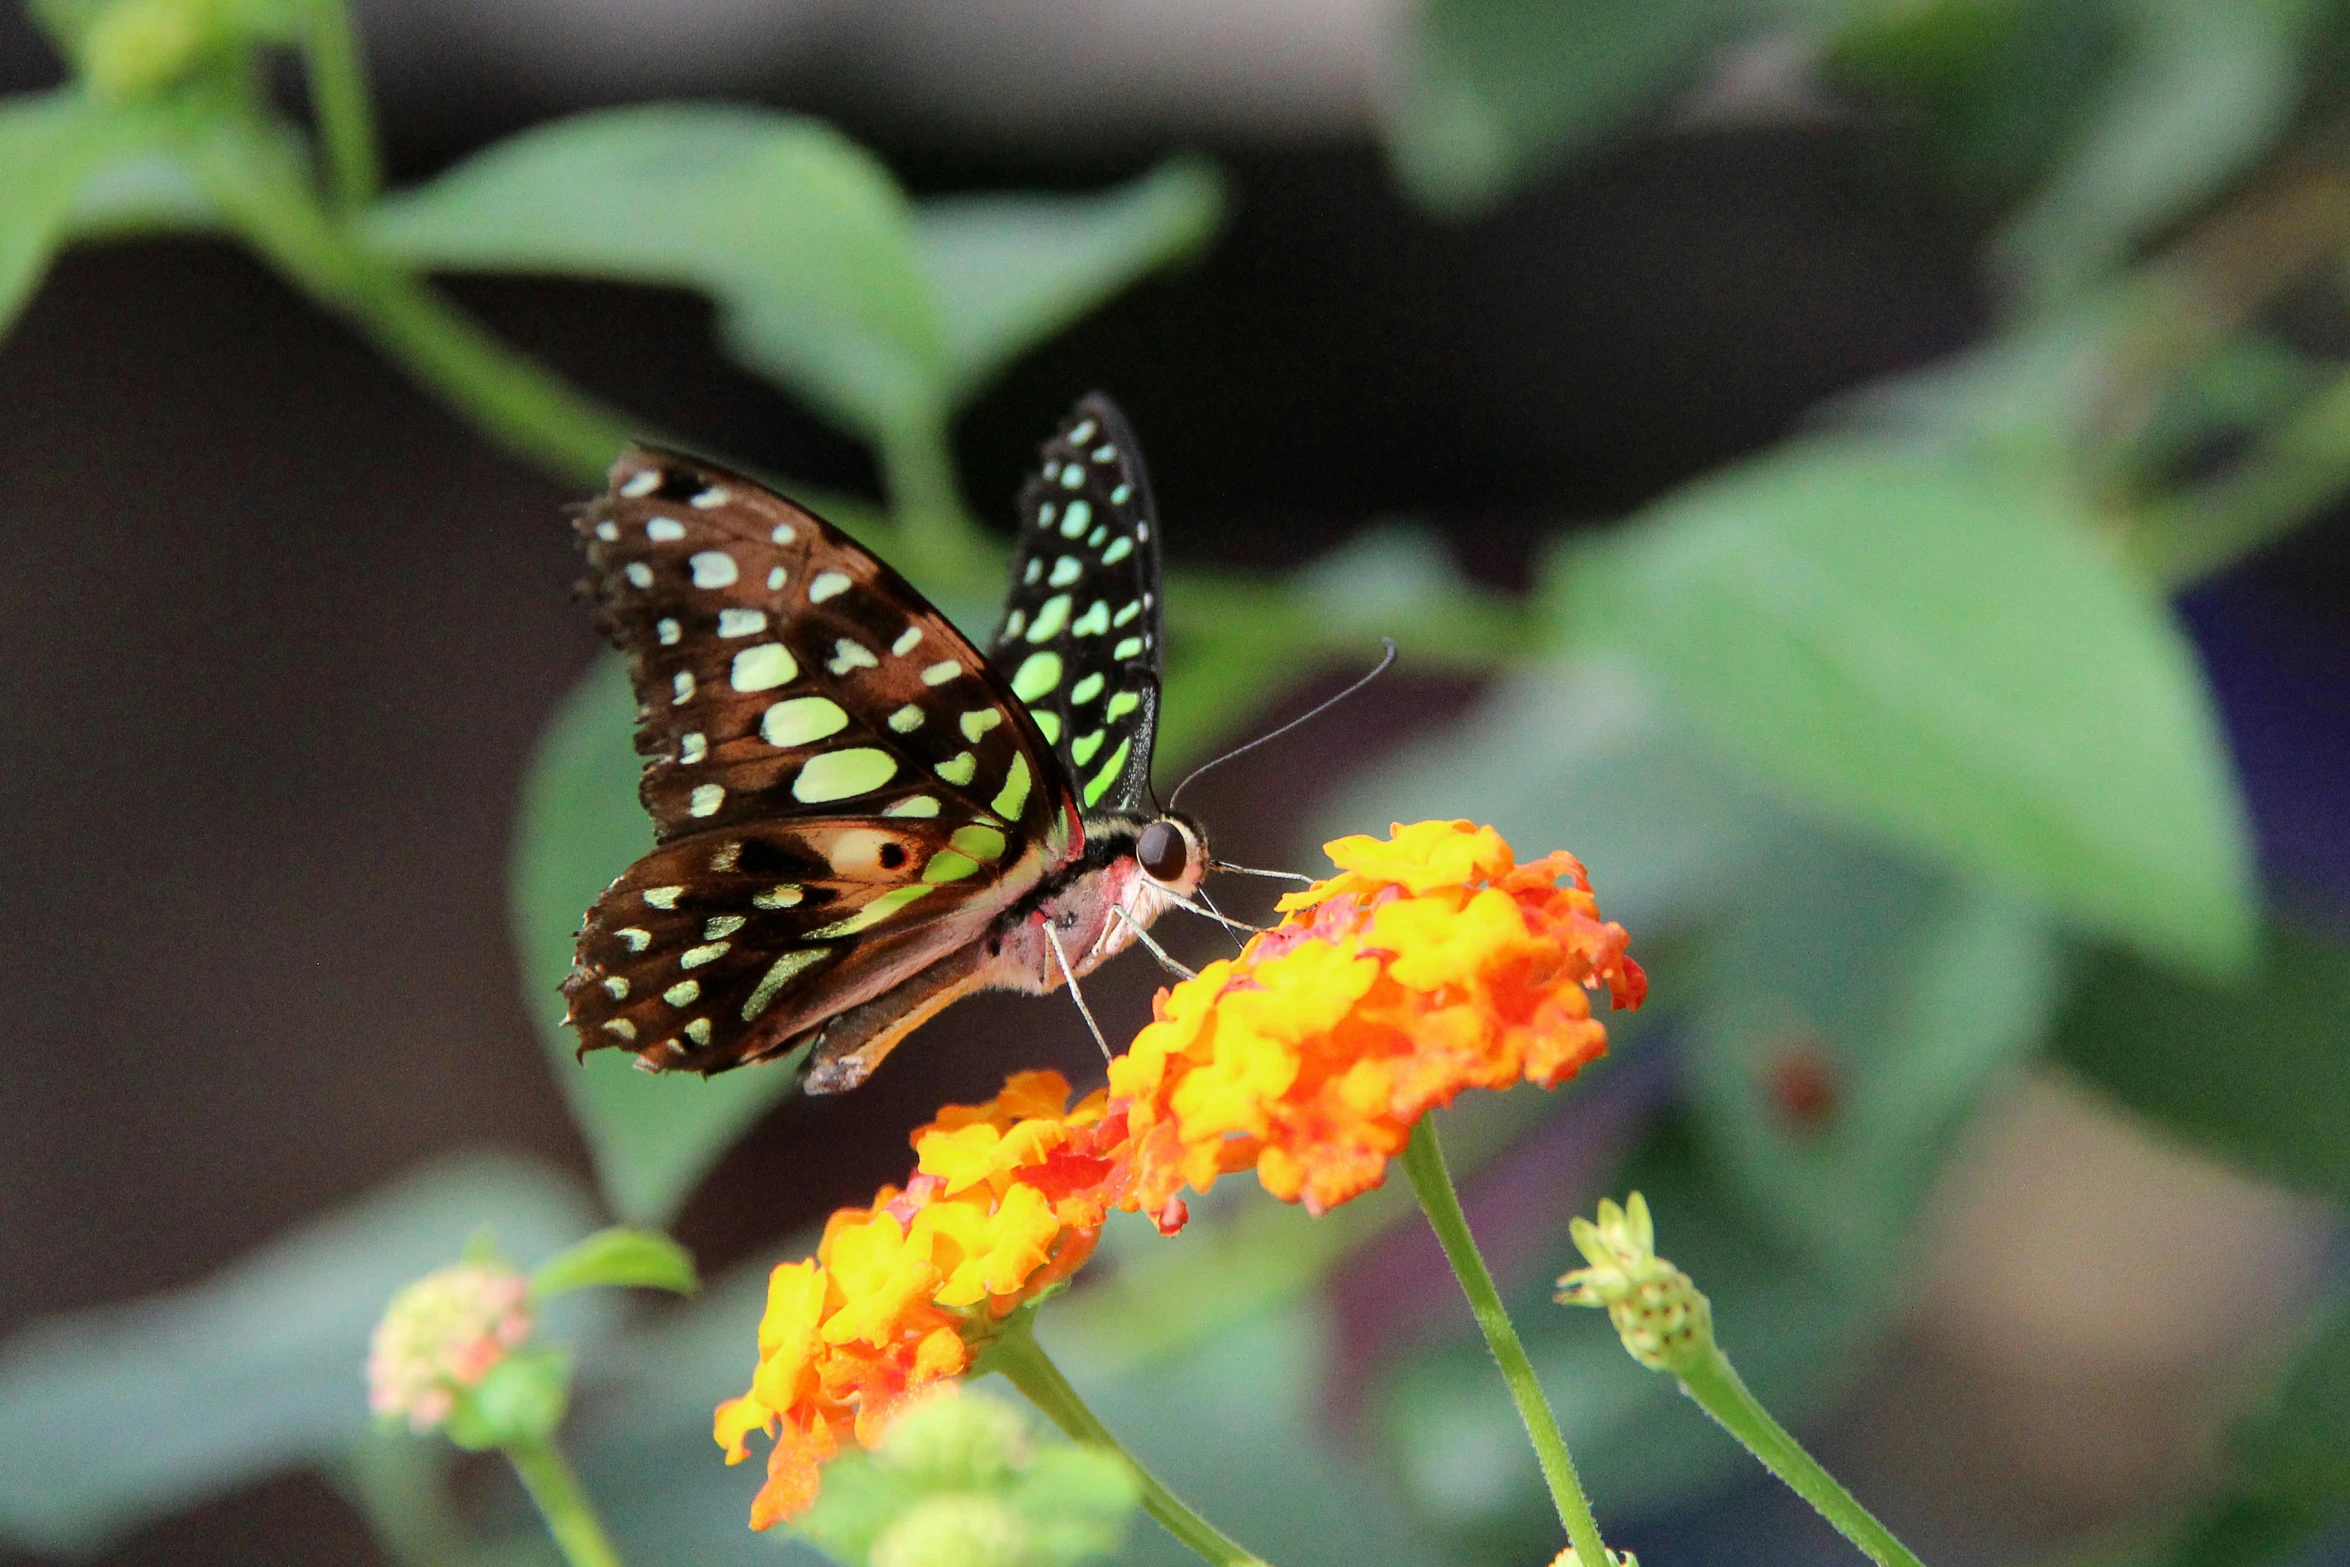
[1137, 820, 1189, 883]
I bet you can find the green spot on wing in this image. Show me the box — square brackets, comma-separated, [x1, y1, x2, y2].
[922, 850, 983, 883]
[793, 747, 898, 802]
[1025, 596, 1073, 643]
[1105, 690, 1141, 721]
[1071, 728, 1106, 766]
[1083, 738, 1132, 807]
[951, 825, 1008, 861]
[1012, 651, 1063, 700]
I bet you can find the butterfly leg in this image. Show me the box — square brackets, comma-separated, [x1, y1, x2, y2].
[1108, 904, 1198, 981]
[800, 943, 988, 1094]
[1043, 921, 1113, 1062]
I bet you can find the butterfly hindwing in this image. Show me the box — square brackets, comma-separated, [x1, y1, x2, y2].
[563, 445, 1076, 1072]
[991, 393, 1164, 814]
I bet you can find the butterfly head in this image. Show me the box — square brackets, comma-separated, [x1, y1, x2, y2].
[1134, 813, 1208, 895]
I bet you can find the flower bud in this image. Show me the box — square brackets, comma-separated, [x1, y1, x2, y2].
[366, 1261, 533, 1434]
[1555, 1193, 1711, 1375]
[870, 1493, 1026, 1567]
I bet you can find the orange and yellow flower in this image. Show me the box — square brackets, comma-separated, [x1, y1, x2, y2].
[1113, 820, 1644, 1219]
[714, 1071, 1122, 1528]
[716, 822, 1642, 1527]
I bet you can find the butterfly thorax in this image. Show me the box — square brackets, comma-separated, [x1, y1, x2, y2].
[978, 809, 1209, 993]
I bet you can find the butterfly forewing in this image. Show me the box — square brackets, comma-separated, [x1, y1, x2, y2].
[991, 394, 1164, 814]
[563, 445, 1074, 1072]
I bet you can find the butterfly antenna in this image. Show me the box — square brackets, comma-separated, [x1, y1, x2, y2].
[1165, 639, 1399, 814]
[1043, 922, 1113, 1062]
[1211, 861, 1316, 886]
[1110, 905, 1199, 981]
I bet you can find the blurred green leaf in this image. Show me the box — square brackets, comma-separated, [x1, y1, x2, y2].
[512, 655, 804, 1224]
[365, 104, 940, 443]
[0, 1152, 599, 1554]
[530, 1226, 699, 1300]
[1043, 1297, 1453, 1567]
[1997, 0, 2319, 299]
[366, 106, 1220, 453]
[1557, 437, 2256, 977]
[1382, 0, 1736, 215]
[2154, 1293, 2350, 1567]
[916, 157, 1223, 407]
[1826, 0, 2118, 218]
[0, 91, 166, 338]
[1317, 656, 1808, 937]
[2053, 920, 2350, 1198]
[1682, 839, 2063, 1271]
[562, 1261, 829, 1564]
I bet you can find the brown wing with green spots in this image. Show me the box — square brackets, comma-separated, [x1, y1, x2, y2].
[989, 393, 1165, 813]
[562, 444, 1075, 1074]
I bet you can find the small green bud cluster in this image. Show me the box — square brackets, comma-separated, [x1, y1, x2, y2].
[794, 1388, 1138, 1567]
[1555, 1192, 1713, 1375]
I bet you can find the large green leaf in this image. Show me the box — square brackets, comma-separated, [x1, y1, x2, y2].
[1681, 838, 2062, 1272]
[1997, 0, 2319, 300]
[1381, 0, 1740, 215]
[365, 106, 1223, 450]
[1313, 656, 1808, 939]
[511, 656, 803, 1224]
[0, 1152, 599, 1554]
[0, 90, 163, 339]
[2052, 920, 2350, 1199]
[365, 104, 941, 444]
[1557, 438, 2256, 977]
[914, 158, 1223, 408]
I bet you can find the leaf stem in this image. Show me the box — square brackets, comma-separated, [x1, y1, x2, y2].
[877, 414, 981, 570]
[983, 1315, 1269, 1567]
[299, 0, 381, 210]
[1675, 1347, 1926, 1567]
[1400, 1116, 1611, 1567]
[2128, 361, 2350, 588]
[504, 1437, 625, 1567]
[196, 122, 637, 486]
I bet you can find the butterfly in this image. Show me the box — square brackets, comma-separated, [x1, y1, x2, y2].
[560, 393, 1208, 1093]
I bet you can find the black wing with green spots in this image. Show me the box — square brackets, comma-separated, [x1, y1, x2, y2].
[988, 392, 1164, 814]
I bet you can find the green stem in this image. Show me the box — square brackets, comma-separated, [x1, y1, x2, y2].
[504, 1437, 624, 1567]
[300, 0, 381, 210]
[1401, 1117, 1611, 1567]
[877, 415, 979, 569]
[2128, 361, 2350, 589]
[984, 1316, 1268, 1567]
[1676, 1347, 1926, 1567]
[194, 120, 638, 487]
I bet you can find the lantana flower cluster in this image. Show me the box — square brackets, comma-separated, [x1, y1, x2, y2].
[366, 1261, 533, 1432]
[720, 821, 1642, 1528]
[715, 1073, 1126, 1528]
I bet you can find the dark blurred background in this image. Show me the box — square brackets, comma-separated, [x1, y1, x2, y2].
[5, 3, 2347, 1564]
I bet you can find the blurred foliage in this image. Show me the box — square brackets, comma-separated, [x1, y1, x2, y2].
[7, 0, 2350, 1563]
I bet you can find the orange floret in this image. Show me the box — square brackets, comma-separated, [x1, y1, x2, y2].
[1112, 820, 1643, 1220]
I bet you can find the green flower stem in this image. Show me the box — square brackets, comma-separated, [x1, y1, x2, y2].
[1674, 1346, 1925, 1567]
[504, 1437, 624, 1567]
[1401, 1116, 1610, 1567]
[984, 1315, 1269, 1567]
[300, 0, 381, 210]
